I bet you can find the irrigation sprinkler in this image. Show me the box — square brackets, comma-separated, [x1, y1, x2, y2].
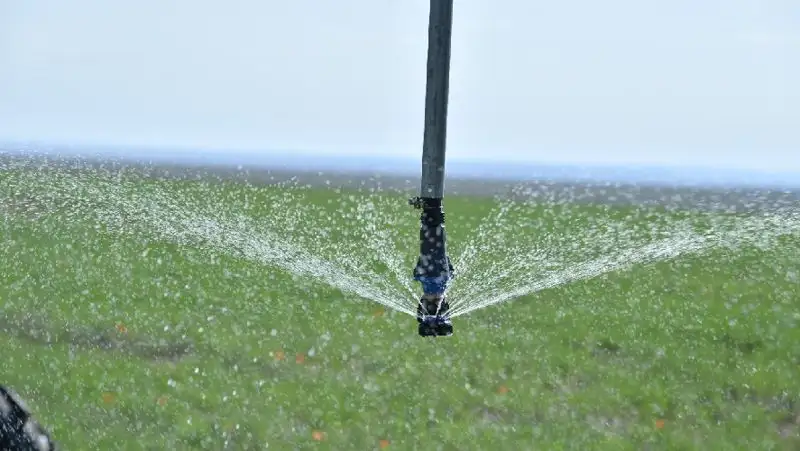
[409, 0, 455, 337]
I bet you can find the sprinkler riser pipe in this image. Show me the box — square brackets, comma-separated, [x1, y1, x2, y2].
[413, 0, 454, 296]
[413, 197, 452, 295]
[419, 0, 454, 199]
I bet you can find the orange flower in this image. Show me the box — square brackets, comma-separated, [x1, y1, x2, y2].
[379, 439, 390, 449]
[115, 323, 128, 334]
[497, 385, 509, 394]
[655, 419, 665, 429]
[295, 353, 306, 364]
[274, 350, 285, 361]
[101, 392, 115, 404]
[311, 430, 325, 441]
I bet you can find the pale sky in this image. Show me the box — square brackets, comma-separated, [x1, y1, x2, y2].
[1, 0, 798, 172]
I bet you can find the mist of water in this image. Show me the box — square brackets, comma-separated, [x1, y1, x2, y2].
[3, 157, 799, 321]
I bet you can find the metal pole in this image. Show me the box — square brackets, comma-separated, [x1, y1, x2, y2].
[410, 0, 455, 337]
[420, 0, 454, 199]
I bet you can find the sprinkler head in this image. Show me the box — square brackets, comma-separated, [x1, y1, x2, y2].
[416, 295, 453, 337]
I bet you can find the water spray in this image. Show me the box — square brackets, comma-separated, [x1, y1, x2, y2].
[410, 0, 455, 337]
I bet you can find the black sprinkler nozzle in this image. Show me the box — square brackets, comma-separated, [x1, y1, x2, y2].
[417, 295, 453, 337]
[411, 197, 454, 337]
[418, 316, 453, 337]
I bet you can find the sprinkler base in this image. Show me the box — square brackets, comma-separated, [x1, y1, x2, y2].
[416, 296, 453, 337]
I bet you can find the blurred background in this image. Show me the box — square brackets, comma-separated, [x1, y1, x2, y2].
[1, 0, 798, 183]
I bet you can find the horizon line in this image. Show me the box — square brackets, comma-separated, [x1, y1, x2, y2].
[3, 138, 800, 176]
[3, 140, 800, 191]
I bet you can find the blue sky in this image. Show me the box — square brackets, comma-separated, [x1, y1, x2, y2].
[1, 0, 798, 173]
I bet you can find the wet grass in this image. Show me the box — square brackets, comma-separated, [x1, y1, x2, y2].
[2, 166, 800, 450]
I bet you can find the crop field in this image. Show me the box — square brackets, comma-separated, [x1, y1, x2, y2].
[2, 160, 800, 450]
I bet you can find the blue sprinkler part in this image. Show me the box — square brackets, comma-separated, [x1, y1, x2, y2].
[414, 275, 451, 296]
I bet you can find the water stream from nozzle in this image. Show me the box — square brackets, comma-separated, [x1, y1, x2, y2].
[3, 159, 799, 321]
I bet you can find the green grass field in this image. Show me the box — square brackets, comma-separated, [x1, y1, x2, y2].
[2, 163, 800, 450]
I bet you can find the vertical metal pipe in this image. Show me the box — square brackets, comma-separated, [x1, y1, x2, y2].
[419, 0, 454, 199]
[412, 0, 455, 337]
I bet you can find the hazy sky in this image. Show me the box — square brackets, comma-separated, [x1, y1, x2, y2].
[1, 0, 798, 171]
